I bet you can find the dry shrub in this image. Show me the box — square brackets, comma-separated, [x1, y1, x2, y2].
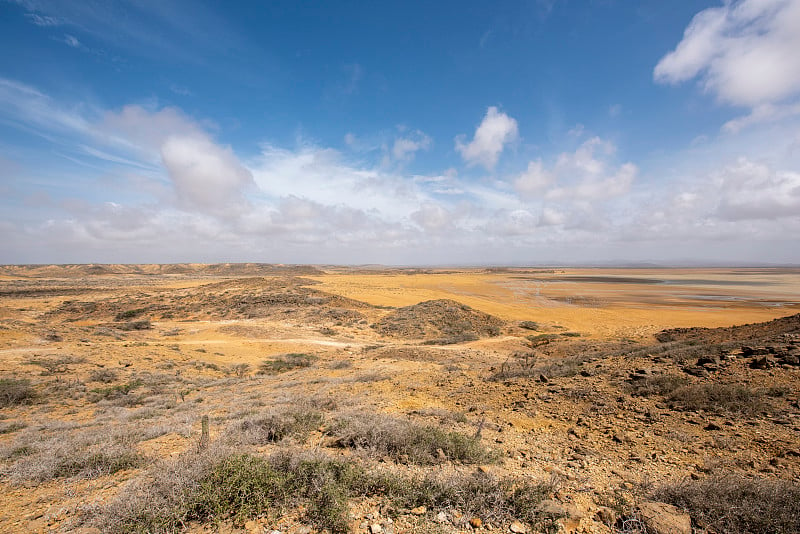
[0, 378, 35, 406]
[258, 353, 317, 374]
[667, 383, 767, 414]
[627, 374, 689, 397]
[87, 446, 558, 534]
[653, 473, 800, 534]
[89, 368, 119, 383]
[5, 438, 143, 482]
[235, 407, 324, 444]
[329, 412, 495, 465]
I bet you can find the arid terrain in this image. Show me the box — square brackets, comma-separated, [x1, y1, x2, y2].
[0, 264, 799, 534]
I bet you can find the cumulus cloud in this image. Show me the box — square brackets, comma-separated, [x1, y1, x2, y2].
[161, 135, 254, 216]
[514, 160, 553, 196]
[455, 106, 518, 170]
[411, 202, 453, 232]
[514, 137, 636, 202]
[655, 0, 800, 109]
[392, 130, 432, 162]
[713, 158, 800, 220]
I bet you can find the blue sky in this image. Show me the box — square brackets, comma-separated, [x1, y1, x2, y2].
[1, 0, 799, 264]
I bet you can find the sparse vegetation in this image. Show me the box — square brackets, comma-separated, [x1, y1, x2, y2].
[627, 374, 689, 397]
[236, 407, 324, 444]
[1, 267, 799, 532]
[89, 445, 558, 534]
[258, 353, 317, 374]
[654, 473, 800, 534]
[0, 378, 35, 406]
[89, 379, 143, 402]
[89, 368, 119, 383]
[329, 412, 495, 464]
[667, 383, 767, 414]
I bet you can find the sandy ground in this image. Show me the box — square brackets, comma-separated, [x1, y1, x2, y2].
[0, 266, 798, 534]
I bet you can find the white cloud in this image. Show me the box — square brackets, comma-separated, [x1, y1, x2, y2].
[2, 79, 800, 264]
[514, 137, 635, 202]
[63, 34, 80, 48]
[161, 135, 254, 216]
[722, 101, 800, 133]
[655, 0, 800, 109]
[455, 106, 519, 170]
[25, 13, 62, 26]
[713, 158, 800, 220]
[392, 130, 432, 162]
[514, 160, 553, 197]
[411, 202, 452, 232]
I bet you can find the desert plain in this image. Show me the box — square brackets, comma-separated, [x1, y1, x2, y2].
[0, 264, 799, 534]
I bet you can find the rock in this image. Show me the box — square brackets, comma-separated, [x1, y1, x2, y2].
[509, 520, 527, 533]
[436, 511, 449, 523]
[469, 517, 483, 529]
[750, 356, 776, 369]
[410, 506, 427, 515]
[297, 527, 312, 534]
[595, 507, 617, 525]
[639, 501, 691, 534]
[780, 354, 799, 365]
[370, 523, 383, 534]
[536, 500, 568, 517]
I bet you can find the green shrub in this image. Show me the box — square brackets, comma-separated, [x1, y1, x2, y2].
[90, 447, 557, 534]
[89, 379, 142, 402]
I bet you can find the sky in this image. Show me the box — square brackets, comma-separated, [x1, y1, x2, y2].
[1, 0, 799, 265]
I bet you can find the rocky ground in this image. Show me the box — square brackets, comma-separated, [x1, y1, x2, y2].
[0, 266, 798, 534]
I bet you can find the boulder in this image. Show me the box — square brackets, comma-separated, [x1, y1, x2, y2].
[639, 501, 691, 534]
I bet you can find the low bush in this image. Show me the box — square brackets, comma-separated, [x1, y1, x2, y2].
[667, 383, 766, 414]
[627, 374, 689, 397]
[89, 447, 558, 534]
[89, 380, 142, 402]
[329, 412, 495, 465]
[258, 353, 317, 374]
[7, 440, 143, 482]
[117, 320, 152, 331]
[89, 368, 119, 383]
[236, 408, 324, 444]
[653, 473, 800, 534]
[0, 378, 35, 406]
